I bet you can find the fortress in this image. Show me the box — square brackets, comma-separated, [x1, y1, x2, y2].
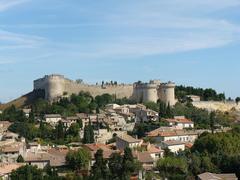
[34, 74, 176, 106]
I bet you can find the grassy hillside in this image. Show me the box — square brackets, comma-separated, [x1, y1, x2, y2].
[0, 90, 45, 110]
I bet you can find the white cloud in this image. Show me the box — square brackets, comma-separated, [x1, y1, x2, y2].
[0, 0, 29, 12]
[0, 29, 46, 50]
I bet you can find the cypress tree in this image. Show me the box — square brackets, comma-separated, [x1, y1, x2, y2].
[91, 149, 110, 180]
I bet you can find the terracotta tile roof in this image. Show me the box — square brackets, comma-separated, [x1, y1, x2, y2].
[185, 143, 193, 149]
[147, 127, 198, 137]
[116, 134, 141, 143]
[83, 143, 118, 159]
[0, 163, 25, 176]
[133, 152, 154, 163]
[147, 144, 164, 153]
[165, 118, 193, 124]
[83, 143, 112, 152]
[25, 148, 69, 167]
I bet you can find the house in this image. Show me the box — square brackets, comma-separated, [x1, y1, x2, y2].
[160, 140, 185, 153]
[24, 146, 68, 169]
[83, 143, 119, 165]
[164, 116, 194, 129]
[0, 163, 25, 180]
[147, 127, 199, 144]
[134, 151, 154, 171]
[116, 134, 143, 150]
[187, 95, 201, 102]
[22, 108, 31, 118]
[0, 121, 12, 138]
[135, 109, 158, 123]
[197, 172, 237, 180]
[61, 116, 79, 128]
[44, 114, 62, 126]
[0, 141, 26, 163]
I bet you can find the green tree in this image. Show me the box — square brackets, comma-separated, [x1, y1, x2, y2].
[157, 157, 188, 180]
[210, 112, 216, 134]
[158, 101, 167, 119]
[55, 121, 65, 140]
[10, 165, 43, 180]
[235, 97, 240, 104]
[17, 155, 24, 162]
[67, 123, 80, 137]
[83, 121, 94, 144]
[66, 148, 91, 171]
[108, 153, 123, 180]
[90, 149, 110, 180]
[166, 103, 173, 118]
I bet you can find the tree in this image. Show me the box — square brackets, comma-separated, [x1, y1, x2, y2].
[166, 103, 173, 118]
[17, 155, 24, 163]
[10, 165, 43, 180]
[159, 101, 167, 119]
[67, 123, 80, 137]
[83, 120, 94, 144]
[157, 157, 188, 179]
[66, 148, 91, 171]
[90, 149, 110, 180]
[55, 121, 65, 140]
[210, 112, 215, 134]
[122, 147, 141, 179]
[236, 97, 240, 104]
[108, 153, 123, 179]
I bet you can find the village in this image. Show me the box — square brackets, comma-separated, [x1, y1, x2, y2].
[0, 94, 238, 180]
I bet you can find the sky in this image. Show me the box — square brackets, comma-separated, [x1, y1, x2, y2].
[0, 0, 240, 102]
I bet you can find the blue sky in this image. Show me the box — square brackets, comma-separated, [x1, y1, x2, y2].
[0, 0, 240, 102]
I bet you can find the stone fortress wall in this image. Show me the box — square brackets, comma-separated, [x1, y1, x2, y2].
[34, 74, 176, 105]
[192, 101, 240, 112]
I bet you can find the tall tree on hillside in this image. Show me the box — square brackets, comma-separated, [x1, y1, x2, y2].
[90, 149, 110, 180]
[83, 120, 94, 144]
[122, 147, 141, 179]
[210, 112, 216, 134]
[158, 101, 167, 119]
[55, 121, 65, 139]
[166, 103, 173, 118]
[109, 153, 123, 179]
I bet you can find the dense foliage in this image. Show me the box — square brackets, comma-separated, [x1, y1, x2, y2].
[155, 127, 240, 179]
[66, 148, 91, 171]
[175, 85, 225, 101]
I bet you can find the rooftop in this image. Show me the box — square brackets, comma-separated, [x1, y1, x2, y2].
[198, 172, 237, 180]
[117, 134, 142, 143]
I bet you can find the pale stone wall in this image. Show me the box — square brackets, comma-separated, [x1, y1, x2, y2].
[192, 101, 240, 112]
[34, 74, 176, 105]
[34, 74, 134, 102]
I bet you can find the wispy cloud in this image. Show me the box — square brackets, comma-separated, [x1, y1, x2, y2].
[0, 0, 30, 12]
[0, 29, 46, 50]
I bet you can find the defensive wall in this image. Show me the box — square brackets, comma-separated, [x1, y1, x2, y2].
[34, 74, 176, 105]
[192, 101, 240, 112]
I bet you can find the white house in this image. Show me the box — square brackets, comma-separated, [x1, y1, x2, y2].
[44, 114, 62, 126]
[147, 127, 199, 144]
[160, 141, 185, 153]
[164, 116, 194, 129]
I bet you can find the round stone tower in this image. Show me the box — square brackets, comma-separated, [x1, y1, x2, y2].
[133, 80, 159, 103]
[158, 81, 176, 106]
[34, 74, 65, 102]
